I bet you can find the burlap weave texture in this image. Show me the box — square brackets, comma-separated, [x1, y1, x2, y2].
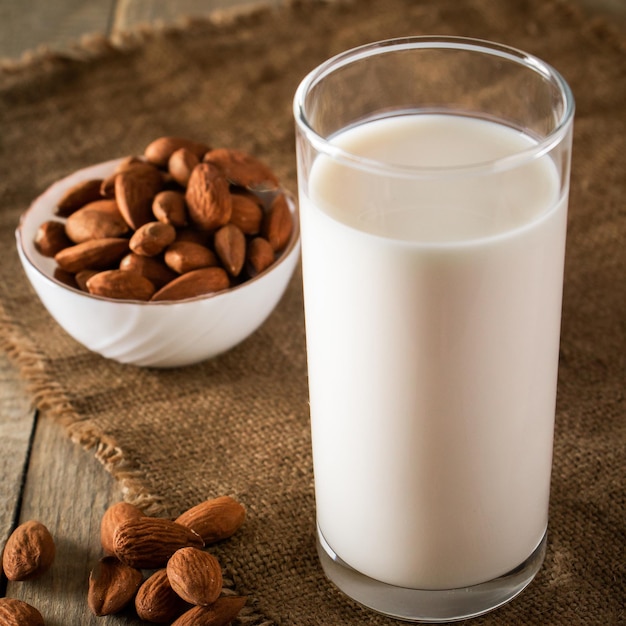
[0, 0, 624, 624]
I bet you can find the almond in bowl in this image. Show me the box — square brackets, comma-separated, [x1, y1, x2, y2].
[16, 137, 300, 368]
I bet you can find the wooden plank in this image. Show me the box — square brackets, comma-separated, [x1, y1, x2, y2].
[0, 354, 36, 551]
[4, 412, 140, 624]
[0, 0, 117, 60]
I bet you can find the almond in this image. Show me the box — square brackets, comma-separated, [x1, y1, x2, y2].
[65, 199, 129, 243]
[0, 598, 45, 626]
[151, 267, 229, 302]
[116, 155, 145, 171]
[185, 163, 232, 231]
[262, 192, 293, 252]
[100, 176, 117, 199]
[54, 238, 129, 273]
[54, 267, 79, 289]
[135, 568, 190, 623]
[115, 163, 163, 230]
[100, 502, 144, 555]
[164, 241, 218, 274]
[113, 517, 203, 569]
[35, 138, 289, 303]
[246, 237, 275, 277]
[34, 220, 72, 257]
[170, 596, 247, 626]
[75, 269, 99, 292]
[169, 147, 200, 187]
[130, 221, 177, 256]
[119, 253, 178, 289]
[55, 178, 104, 217]
[203, 148, 279, 191]
[86, 270, 156, 301]
[173, 227, 211, 246]
[2, 520, 55, 581]
[229, 192, 263, 235]
[214, 224, 246, 277]
[88, 556, 143, 616]
[100, 157, 146, 197]
[153, 190, 188, 227]
[166, 547, 222, 606]
[144, 136, 210, 168]
[175, 496, 246, 544]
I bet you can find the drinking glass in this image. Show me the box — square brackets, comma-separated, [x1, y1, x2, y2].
[293, 37, 574, 622]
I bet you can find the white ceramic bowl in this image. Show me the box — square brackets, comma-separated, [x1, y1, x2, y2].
[16, 159, 300, 368]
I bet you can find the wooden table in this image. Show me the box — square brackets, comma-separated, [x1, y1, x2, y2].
[1, 1, 624, 624]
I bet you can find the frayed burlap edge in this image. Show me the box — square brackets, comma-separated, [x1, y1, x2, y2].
[0, 313, 274, 625]
[0, 309, 159, 510]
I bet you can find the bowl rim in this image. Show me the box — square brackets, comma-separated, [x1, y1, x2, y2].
[16, 158, 301, 306]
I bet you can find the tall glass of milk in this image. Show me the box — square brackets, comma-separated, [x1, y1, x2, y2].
[293, 37, 574, 622]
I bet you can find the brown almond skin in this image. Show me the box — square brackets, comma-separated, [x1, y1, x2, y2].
[171, 596, 247, 626]
[175, 496, 246, 544]
[65, 199, 129, 243]
[151, 267, 229, 302]
[120, 253, 178, 289]
[164, 241, 218, 274]
[115, 155, 145, 172]
[113, 517, 203, 569]
[100, 502, 144, 555]
[100, 174, 117, 198]
[100, 157, 146, 198]
[144, 136, 210, 168]
[34, 220, 72, 257]
[54, 267, 79, 290]
[130, 221, 177, 257]
[214, 223, 246, 277]
[174, 227, 211, 247]
[88, 556, 143, 616]
[185, 163, 232, 231]
[75, 269, 99, 292]
[246, 237, 275, 277]
[203, 148, 279, 190]
[86, 270, 156, 301]
[229, 193, 263, 235]
[135, 568, 190, 623]
[2, 520, 55, 581]
[166, 547, 222, 606]
[115, 163, 163, 230]
[152, 190, 188, 227]
[55, 178, 104, 217]
[263, 193, 293, 252]
[0, 598, 45, 626]
[55, 238, 129, 273]
[168, 147, 200, 187]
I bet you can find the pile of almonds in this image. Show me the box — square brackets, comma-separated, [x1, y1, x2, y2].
[34, 137, 294, 302]
[1, 495, 247, 625]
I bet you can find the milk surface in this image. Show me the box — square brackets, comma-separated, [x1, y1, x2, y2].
[299, 114, 568, 589]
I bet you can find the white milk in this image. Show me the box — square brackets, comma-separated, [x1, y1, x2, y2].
[299, 114, 568, 590]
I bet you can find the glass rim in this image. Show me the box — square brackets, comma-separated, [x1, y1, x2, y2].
[293, 36, 575, 178]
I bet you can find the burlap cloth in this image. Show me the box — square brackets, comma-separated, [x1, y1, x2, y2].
[1, 0, 624, 623]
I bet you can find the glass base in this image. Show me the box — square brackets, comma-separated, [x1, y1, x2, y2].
[317, 526, 547, 623]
